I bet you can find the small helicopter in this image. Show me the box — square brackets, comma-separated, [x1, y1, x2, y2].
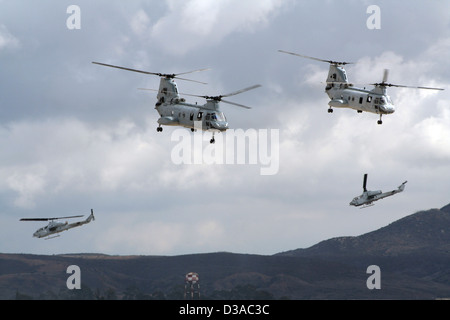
[92, 62, 261, 143]
[20, 209, 95, 239]
[278, 50, 444, 124]
[350, 174, 407, 208]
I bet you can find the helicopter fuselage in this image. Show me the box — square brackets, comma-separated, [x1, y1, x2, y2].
[350, 181, 407, 207]
[32, 212, 95, 238]
[326, 85, 395, 116]
[155, 101, 229, 132]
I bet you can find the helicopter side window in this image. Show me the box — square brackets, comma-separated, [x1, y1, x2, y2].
[197, 112, 203, 120]
[367, 96, 372, 103]
[190, 113, 194, 121]
[359, 97, 363, 104]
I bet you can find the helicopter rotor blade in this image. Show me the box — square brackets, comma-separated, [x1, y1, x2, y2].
[20, 215, 84, 221]
[278, 50, 353, 65]
[175, 68, 210, 76]
[382, 69, 389, 83]
[92, 62, 208, 84]
[220, 84, 262, 98]
[139, 84, 259, 109]
[363, 174, 368, 192]
[371, 82, 444, 90]
[92, 62, 162, 76]
[220, 99, 252, 109]
[171, 77, 208, 85]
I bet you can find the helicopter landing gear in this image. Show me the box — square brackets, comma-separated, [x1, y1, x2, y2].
[210, 133, 215, 144]
[377, 115, 383, 125]
[157, 126, 163, 132]
[357, 110, 363, 113]
[327, 108, 333, 113]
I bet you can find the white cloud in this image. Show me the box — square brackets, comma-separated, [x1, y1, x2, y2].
[149, 0, 287, 55]
[0, 24, 19, 51]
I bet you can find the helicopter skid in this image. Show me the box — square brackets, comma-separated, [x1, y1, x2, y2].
[44, 234, 61, 240]
[359, 203, 375, 209]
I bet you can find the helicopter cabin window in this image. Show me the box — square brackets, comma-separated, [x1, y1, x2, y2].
[206, 114, 211, 121]
[359, 97, 363, 104]
[367, 96, 372, 103]
[190, 113, 194, 121]
[197, 112, 203, 120]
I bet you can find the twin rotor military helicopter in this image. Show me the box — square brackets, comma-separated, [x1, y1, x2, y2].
[278, 50, 444, 124]
[92, 62, 261, 144]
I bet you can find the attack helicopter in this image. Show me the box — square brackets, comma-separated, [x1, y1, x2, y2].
[92, 62, 261, 143]
[350, 174, 407, 208]
[278, 50, 444, 124]
[20, 209, 95, 239]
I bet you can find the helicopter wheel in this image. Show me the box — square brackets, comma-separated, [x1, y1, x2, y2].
[157, 126, 163, 132]
[210, 138, 215, 144]
[377, 115, 383, 125]
[327, 108, 333, 113]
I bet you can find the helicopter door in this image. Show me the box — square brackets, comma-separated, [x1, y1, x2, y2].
[205, 113, 211, 129]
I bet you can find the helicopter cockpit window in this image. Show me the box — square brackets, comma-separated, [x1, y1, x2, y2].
[380, 97, 386, 104]
[214, 112, 226, 122]
[197, 112, 203, 120]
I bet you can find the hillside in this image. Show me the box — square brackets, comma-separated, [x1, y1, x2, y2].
[1, 203, 450, 299]
[279, 203, 450, 258]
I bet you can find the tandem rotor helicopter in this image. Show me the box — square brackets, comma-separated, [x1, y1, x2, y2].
[92, 62, 261, 143]
[350, 174, 407, 208]
[20, 209, 95, 239]
[278, 50, 444, 124]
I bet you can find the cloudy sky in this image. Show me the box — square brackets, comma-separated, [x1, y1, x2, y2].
[0, 0, 449, 256]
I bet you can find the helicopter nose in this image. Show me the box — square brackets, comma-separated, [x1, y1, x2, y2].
[380, 104, 395, 114]
[211, 121, 229, 131]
